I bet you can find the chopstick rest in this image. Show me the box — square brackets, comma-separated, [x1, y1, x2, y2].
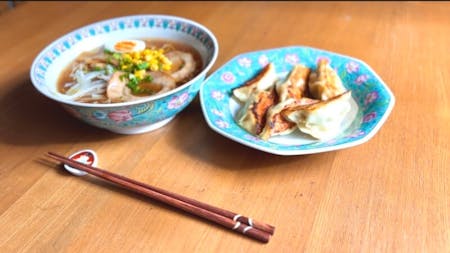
[47, 151, 275, 243]
[63, 149, 97, 176]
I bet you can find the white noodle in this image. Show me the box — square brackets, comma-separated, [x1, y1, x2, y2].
[58, 68, 109, 101]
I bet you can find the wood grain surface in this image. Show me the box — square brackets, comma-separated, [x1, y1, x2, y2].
[0, 1, 449, 252]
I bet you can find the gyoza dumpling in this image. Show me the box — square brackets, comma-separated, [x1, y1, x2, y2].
[308, 59, 346, 100]
[235, 87, 277, 135]
[259, 99, 297, 140]
[259, 97, 318, 140]
[258, 65, 312, 140]
[276, 64, 310, 102]
[282, 91, 352, 140]
[232, 63, 277, 103]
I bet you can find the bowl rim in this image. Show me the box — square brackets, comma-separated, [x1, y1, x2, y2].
[30, 14, 219, 108]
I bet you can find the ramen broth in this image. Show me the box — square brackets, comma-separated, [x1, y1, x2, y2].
[57, 39, 203, 103]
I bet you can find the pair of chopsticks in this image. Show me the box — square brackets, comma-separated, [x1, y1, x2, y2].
[47, 152, 275, 243]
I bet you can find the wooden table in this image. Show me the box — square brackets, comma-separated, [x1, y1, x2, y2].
[1, 1, 449, 252]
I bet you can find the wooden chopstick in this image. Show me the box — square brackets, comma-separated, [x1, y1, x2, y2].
[51, 151, 274, 235]
[47, 152, 274, 243]
[58, 151, 274, 235]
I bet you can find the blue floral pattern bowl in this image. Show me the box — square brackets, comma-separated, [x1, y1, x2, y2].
[30, 15, 218, 134]
[199, 46, 395, 155]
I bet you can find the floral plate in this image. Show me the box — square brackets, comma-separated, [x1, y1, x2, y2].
[199, 46, 395, 155]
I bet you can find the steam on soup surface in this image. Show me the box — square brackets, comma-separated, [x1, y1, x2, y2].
[57, 39, 202, 103]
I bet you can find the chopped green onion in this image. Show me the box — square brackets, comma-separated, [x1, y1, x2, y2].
[104, 49, 114, 55]
[112, 53, 121, 60]
[137, 62, 149, 70]
[143, 75, 153, 82]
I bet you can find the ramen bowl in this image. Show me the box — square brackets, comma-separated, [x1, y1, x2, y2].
[30, 15, 218, 134]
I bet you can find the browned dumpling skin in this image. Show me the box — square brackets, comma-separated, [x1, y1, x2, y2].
[276, 64, 310, 102]
[259, 97, 319, 140]
[259, 99, 297, 140]
[259, 64, 312, 140]
[235, 87, 277, 135]
[282, 91, 352, 140]
[232, 63, 277, 103]
[235, 60, 351, 140]
[308, 59, 346, 100]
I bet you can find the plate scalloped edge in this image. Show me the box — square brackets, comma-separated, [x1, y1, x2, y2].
[199, 46, 395, 155]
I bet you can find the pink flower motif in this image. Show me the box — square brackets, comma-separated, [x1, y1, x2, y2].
[168, 20, 177, 29]
[211, 109, 224, 117]
[168, 92, 189, 109]
[215, 119, 229, 129]
[363, 112, 377, 123]
[155, 19, 163, 27]
[355, 74, 369, 85]
[347, 129, 365, 138]
[238, 57, 252, 68]
[364, 91, 379, 105]
[221, 72, 235, 84]
[245, 134, 260, 142]
[316, 56, 331, 64]
[108, 110, 132, 123]
[211, 90, 225, 101]
[346, 61, 359, 73]
[258, 55, 269, 66]
[285, 54, 299, 65]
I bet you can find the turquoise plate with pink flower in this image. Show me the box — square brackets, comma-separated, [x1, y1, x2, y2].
[199, 46, 395, 155]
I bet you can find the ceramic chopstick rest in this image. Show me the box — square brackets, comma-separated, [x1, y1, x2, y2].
[63, 149, 98, 176]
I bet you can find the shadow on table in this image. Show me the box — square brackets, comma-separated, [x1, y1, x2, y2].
[166, 99, 333, 171]
[5, 77, 332, 171]
[0, 78, 123, 145]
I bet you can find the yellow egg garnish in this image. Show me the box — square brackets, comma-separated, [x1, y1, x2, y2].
[105, 39, 146, 53]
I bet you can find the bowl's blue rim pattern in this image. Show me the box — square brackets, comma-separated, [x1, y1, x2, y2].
[30, 14, 218, 108]
[199, 46, 395, 155]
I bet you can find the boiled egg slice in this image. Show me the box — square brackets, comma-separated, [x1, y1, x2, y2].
[105, 39, 146, 53]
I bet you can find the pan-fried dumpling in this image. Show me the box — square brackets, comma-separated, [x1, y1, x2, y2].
[259, 99, 297, 140]
[282, 91, 352, 140]
[232, 63, 277, 103]
[276, 64, 310, 102]
[258, 65, 312, 140]
[308, 59, 346, 100]
[259, 97, 318, 140]
[235, 87, 277, 135]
